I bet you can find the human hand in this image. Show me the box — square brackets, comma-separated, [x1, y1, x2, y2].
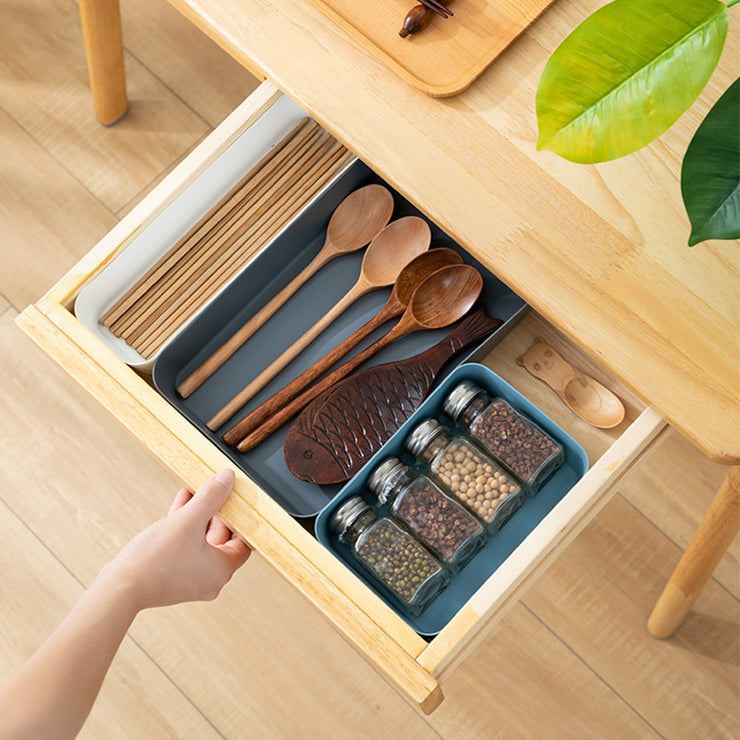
[99, 469, 251, 612]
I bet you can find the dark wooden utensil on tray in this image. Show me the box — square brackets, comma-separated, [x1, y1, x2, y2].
[225, 263, 484, 451]
[285, 306, 503, 484]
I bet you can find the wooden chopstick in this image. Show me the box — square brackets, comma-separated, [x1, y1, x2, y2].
[100, 119, 354, 360]
[419, 0, 453, 18]
[132, 145, 354, 357]
[134, 145, 354, 357]
[128, 136, 348, 352]
[110, 123, 327, 336]
[105, 120, 324, 335]
[121, 129, 338, 344]
[138, 154, 356, 358]
[101, 118, 315, 329]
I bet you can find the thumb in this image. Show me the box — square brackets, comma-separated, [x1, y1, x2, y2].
[183, 469, 235, 526]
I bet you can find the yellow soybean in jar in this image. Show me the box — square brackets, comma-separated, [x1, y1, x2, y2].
[405, 418, 524, 532]
[368, 457, 486, 573]
[330, 496, 447, 616]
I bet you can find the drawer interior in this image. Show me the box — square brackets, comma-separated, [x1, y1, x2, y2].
[19, 82, 663, 713]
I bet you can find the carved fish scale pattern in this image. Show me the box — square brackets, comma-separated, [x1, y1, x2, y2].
[298, 362, 436, 475]
[284, 307, 503, 484]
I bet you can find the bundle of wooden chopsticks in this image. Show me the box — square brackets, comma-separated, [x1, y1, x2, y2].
[99, 118, 354, 359]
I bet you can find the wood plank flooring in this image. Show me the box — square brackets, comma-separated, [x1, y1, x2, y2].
[0, 0, 737, 737]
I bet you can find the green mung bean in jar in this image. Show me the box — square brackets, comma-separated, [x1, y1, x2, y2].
[368, 457, 486, 572]
[406, 418, 524, 532]
[330, 496, 447, 615]
[443, 381, 564, 493]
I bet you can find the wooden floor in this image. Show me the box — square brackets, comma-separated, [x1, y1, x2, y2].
[1, 1, 738, 737]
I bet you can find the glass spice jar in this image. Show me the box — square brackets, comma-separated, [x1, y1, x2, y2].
[330, 496, 447, 616]
[405, 418, 523, 532]
[443, 381, 564, 494]
[367, 457, 486, 573]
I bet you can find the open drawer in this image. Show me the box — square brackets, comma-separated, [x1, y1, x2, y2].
[17, 80, 669, 713]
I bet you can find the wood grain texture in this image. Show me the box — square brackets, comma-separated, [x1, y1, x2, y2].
[0, 498, 221, 739]
[0, 311, 438, 735]
[3, 0, 738, 734]
[0, 0, 235, 215]
[428, 604, 657, 738]
[17, 301, 441, 711]
[622, 432, 740, 598]
[121, 0, 261, 126]
[648, 465, 740, 638]
[0, 109, 116, 311]
[78, 0, 128, 124]
[169, 0, 740, 463]
[306, 0, 557, 96]
[521, 494, 740, 738]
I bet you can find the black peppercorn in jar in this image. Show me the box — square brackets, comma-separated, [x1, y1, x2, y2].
[443, 381, 564, 493]
[406, 419, 523, 532]
[330, 496, 447, 615]
[367, 457, 486, 572]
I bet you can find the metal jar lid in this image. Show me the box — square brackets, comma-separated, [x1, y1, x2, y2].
[405, 418, 445, 458]
[442, 380, 483, 421]
[367, 457, 406, 505]
[330, 496, 372, 539]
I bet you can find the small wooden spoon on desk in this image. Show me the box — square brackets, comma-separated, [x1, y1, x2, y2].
[227, 263, 483, 451]
[206, 215, 431, 430]
[217, 247, 463, 437]
[517, 338, 625, 429]
[177, 183, 394, 398]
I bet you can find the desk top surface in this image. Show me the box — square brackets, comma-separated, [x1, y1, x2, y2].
[171, 0, 739, 462]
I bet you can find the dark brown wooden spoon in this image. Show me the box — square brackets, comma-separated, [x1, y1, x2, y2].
[219, 248, 463, 442]
[285, 306, 503, 484]
[227, 263, 483, 451]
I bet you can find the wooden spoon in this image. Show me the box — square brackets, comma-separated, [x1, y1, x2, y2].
[517, 338, 625, 429]
[216, 248, 463, 437]
[206, 215, 431, 430]
[177, 183, 394, 398]
[227, 263, 483, 451]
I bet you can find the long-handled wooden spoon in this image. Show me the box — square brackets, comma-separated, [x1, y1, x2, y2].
[517, 338, 625, 428]
[206, 215, 431, 430]
[226, 263, 483, 451]
[216, 247, 463, 437]
[177, 183, 395, 398]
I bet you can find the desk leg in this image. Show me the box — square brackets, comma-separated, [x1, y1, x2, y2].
[648, 465, 739, 638]
[78, 0, 128, 124]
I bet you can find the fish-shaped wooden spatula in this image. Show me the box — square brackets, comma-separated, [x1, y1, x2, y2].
[284, 306, 503, 484]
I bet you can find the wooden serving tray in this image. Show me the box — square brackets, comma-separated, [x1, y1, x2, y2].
[306, 0, 557, 97]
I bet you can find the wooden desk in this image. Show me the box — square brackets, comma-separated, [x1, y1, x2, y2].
[78, 0, 738, 636]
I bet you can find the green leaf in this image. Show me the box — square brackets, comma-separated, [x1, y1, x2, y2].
[536, 0, 729, 163]
[682, 78, 740, 246]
